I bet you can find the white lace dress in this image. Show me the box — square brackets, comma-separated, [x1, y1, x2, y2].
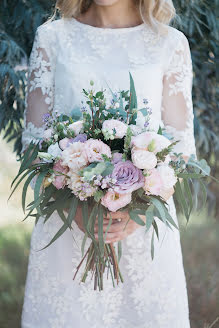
[21, 17, 196, 328]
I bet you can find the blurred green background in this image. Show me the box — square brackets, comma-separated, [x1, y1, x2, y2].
[0, 0, 219, 327]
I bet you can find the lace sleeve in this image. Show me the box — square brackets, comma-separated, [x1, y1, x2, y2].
[21, 25, 55, 152]
[161, 32, 196, 158]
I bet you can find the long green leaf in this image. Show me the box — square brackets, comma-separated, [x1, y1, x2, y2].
[199, 180, 207, 210]
[183, 178, 193, 216]
[150, 197, 167, 224]
[129, 210, 145, 226]
[98, 204, 104, 258]
[22, 171, 37, 211]
[174, 181, 190, 221]
[145, 205, 154, 232]
[104, 213, 112, 242]
[118, 241, 122, 262]
[82, 201, 89, 230]
[9, 168, 34, 200]
[151, 230, 155, 260]
[129, 72, 138, 111]
[19, 143, 39, 175]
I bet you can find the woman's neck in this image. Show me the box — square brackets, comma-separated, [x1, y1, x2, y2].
[77, 0, 142, 29]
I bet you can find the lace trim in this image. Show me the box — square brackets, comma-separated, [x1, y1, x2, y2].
[164, 125, 196, 157]
[21, 122, 44, 153]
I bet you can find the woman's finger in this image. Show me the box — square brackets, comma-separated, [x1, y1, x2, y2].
[105, 211, 128, 220]
[104, 221, 128, 233]
[94, 231, 124, 241]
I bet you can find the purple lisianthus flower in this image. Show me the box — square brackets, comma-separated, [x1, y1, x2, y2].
[111, 152, 123, 164]
[72, 134, 87, 143]
[111, 160, 144, 194]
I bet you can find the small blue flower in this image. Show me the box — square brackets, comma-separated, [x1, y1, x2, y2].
[143, 98, 148, 105]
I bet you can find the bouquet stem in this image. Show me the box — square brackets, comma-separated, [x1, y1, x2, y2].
[73, 241, 123, 291]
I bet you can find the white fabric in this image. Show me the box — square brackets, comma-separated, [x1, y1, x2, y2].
[21, 17, 196, 328]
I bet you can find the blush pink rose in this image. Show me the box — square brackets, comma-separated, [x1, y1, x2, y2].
[52, 160, 69, 189]
[143, 168, 163, 196]
[101, 191, 132, 212]
[84, 139, 112, 162]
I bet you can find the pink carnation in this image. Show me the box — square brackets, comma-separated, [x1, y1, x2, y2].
[52, 160, 69, 189]
[101, 191, 132, 212]
[61, 142, 88, 171]
[84, 139, 112, 162]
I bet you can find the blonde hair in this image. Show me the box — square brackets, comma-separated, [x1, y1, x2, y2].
[55, 0, 176, 33]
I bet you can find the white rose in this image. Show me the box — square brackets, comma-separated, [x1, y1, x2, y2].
[102, 119, 127, 139]
[47, 143, 62, 159]
[132, 148, 157, 170]
[68, 121, 83, 136]
[157, 165, 177, 190]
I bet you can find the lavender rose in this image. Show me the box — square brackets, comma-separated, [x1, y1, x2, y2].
[111, 160, 144, 194]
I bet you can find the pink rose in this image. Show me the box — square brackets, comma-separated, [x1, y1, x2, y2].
[101, 191, 132, 212]
[143, 168, 163, 196]
[84, 139, 112, 162]
[52, 160, 69, 189]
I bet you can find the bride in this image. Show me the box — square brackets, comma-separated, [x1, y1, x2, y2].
[21, 0, 196, 327]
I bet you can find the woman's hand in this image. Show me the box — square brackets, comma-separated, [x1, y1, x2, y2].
[160, 187, 175, 202]
[94, 211, 144, 244]
[65, 206, 144, 243]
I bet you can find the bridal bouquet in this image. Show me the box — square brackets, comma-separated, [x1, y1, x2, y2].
[11, 74, 212, 290]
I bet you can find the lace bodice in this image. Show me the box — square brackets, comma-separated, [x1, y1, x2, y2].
[22, 17, 196, 157]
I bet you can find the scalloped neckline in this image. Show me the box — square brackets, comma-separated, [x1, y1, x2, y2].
[67, 17, 146, 33]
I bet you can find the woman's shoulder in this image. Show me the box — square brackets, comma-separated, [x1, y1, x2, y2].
[161, 25, 191, 60]
[165, 25, 189, 44]
[33, 19, 66, 54]
[36, 18, 64, 38]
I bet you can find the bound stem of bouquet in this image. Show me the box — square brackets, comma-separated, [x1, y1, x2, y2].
[73, 241, 123, 291]
[71, 201, 124, 291]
